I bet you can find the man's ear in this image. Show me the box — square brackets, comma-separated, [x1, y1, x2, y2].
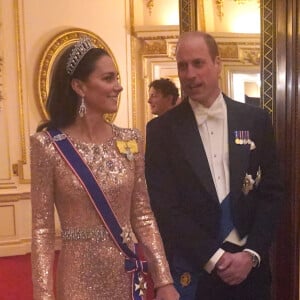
[215, 56, 222, 75]
[166, 94, 174, 105]
[70, 78, 85, 97]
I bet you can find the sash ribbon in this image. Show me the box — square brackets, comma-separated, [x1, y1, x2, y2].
[219, 193, 234, 244]
[47, 129, 148, 300]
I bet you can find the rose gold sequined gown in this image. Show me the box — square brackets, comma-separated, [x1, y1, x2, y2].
[30, 125, 173, 300]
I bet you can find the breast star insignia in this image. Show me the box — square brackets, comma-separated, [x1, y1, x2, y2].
[242, 173, 255, 195]
[120, 225, 138, 244]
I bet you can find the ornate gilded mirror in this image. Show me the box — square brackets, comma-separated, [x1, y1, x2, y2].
[37, 28, 120, 122]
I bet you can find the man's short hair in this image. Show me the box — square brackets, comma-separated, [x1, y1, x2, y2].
[148, 78, 179, 105]
[176, 31, 220, 61]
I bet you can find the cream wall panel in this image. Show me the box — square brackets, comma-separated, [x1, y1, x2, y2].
[0, 0, 24, 189]
[134, 0, 179, 26]
[20, 0, 132, 135]
[0, 0, 132, 256]
[0, 205, 15, 236]
[0, 194, 30, 256]
[202, 0, 260, 34]
[0, 1, 11, 182]
[0, 194, 61, 256]
[143, 0, 179, 26]
[0, 104, 11, 181]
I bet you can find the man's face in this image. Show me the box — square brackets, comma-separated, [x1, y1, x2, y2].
[148, 87, 174, 116]
[176, 36, 221, 107]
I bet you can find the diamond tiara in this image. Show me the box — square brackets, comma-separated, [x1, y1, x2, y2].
[66, 36, 96, 75]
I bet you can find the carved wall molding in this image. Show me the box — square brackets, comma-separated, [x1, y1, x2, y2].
[210, 33, 261, 65]
[0, 192, 30, 203]
[0, 182, 17, 191]
[141, 38, 178, 59]
[14, 0, 26, 167]
[261, 0, 274, 117]
[134, 25, 179, 38]
[218, 42, 260, 65]
[179, 0, 197, 33]
[131, 24, 179, 131]
[239, 48, 260, 65]
[143, 40, 167, 55]
[134, 25, 178, 57]
[12, 0, 30, 184]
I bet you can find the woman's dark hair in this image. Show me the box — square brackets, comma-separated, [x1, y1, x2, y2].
[37, 46, 110, 132]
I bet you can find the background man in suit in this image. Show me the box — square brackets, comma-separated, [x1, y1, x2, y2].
[148, 78, 180, 116]
[145, 31, 283, 300]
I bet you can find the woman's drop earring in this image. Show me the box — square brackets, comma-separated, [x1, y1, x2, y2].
[79, 96, 87, 117]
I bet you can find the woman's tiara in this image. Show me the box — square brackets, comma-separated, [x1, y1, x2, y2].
[66, 37, 96, 75]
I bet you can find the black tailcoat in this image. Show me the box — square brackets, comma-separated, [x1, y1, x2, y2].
[145, 95, 283, 270]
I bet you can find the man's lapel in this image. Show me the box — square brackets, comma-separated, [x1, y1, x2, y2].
[225, 97, 251, 198]
[171, 100, 219, 202]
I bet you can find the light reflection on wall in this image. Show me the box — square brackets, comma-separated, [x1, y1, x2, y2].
[232, 73, 261, 103]
[204, 0, 260, 34]
[143, 0, 179, 26]
[229, 10, 260, 33]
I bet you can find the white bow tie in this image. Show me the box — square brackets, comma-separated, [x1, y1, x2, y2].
[195, 103, 224, 126]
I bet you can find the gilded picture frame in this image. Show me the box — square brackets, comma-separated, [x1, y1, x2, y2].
[38, 28, 120, 122]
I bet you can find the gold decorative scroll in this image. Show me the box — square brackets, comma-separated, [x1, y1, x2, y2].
[146, 0, 154, 15]
[218, 42, 260, 65]
[216, 0, 260, 20]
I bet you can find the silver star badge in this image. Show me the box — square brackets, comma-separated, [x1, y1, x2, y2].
[120, 225, 137, 244]
[242, 173, 255, 195]
[120, 225, 132, 244]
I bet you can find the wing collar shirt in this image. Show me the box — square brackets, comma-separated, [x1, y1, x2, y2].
[189, 94, 259, 273]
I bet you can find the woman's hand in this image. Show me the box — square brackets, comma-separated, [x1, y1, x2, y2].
[154, 283, 180, 300]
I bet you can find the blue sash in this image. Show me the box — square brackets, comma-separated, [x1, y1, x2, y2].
[172, 194, 233, 299]
[219, 193, 233, 243]
[47, 128, 148, 300]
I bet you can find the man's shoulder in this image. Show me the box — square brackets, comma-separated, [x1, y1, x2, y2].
[224, 95, 269, 119]
[30, 130, 52, 145]
[148, 100, 190, 126]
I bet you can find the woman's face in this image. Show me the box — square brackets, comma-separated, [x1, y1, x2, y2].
[80, 55, 123, 115]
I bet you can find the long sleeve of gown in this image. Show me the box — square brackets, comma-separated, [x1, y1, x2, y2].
[30, 133, 56, 300]
[130, 131, 173, 289]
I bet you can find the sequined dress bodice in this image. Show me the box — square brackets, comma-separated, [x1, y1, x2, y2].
[30, 125, 172, 300]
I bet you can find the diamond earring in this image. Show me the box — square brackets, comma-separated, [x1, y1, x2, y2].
[79, 96, 87, 117]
